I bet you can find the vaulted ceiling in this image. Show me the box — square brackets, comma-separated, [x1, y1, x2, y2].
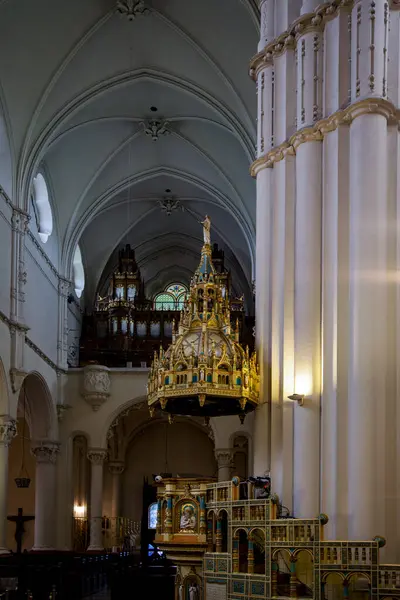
[0, 0, 259, 307]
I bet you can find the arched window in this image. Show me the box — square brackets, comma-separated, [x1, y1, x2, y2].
[32, 173, 53, 243]
[148, 502, 158, 529]
[73, 245, 85, 299]
[154, 283, 188, 311]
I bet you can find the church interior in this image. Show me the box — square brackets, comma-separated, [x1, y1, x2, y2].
[0, 0, 400, 599]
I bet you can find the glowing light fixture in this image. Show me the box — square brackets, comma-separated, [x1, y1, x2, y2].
[73, 504, 86, 518]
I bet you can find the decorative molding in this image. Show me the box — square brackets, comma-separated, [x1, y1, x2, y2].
[107, 400, 147, 438]
[250, 0, 358, 79]
[109, 461, 125, 475]
[82, 365, 111, 411]
[0, 186, 13, 211]
[87, 448, 108, 465]
[31, 440, 61, 464]
[250, 97, 397, 176]
[25, 336, 65, 375]
[0, 416, 17, 446]
[116, 0, 150, 20]
[143, 119, 170, 141]
[0, 310, 67, 376]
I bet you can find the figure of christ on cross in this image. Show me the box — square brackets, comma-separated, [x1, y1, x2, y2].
[7, 508, 34, 554]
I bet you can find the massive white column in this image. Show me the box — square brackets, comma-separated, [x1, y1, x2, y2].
[253, 7, 276, 475]
[269, 43, 296, 504]
[215, 449, 233, 482]
[31, 441, 60, 550]
[0, 417, 17, 553]
[320, 6, 351, 540]
[346, 0, 390, 542]
[292, 23, 323, 519]
[87, 448, 107, 551]
[109, 461, 124, 518]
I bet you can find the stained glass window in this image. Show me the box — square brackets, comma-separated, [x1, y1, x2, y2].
[148, 502, 158, 529]
[154, 283, 188, 310]
[154, 293, 175, 311]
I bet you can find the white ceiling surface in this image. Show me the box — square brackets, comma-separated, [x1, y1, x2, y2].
[0, 0, 258, 303]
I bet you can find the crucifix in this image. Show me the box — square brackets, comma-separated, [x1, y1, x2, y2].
[7, 508, 35, 554]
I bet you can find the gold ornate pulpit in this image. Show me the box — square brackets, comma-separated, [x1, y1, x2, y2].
[155, 477, 215, 599]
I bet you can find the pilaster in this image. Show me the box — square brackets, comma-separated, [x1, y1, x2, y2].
[31, 440, 60, 550]
[0, 417, 17, 553]
[109, 461, 125, 519]
[87, 448, 107, 551]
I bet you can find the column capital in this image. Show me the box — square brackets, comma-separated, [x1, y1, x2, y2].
[215, 448, 234, 468]
[31, 440, 60, 463]
[87, 448, 108, 465]
[109, 460, 125, 475]
[0, 416, 17, 447]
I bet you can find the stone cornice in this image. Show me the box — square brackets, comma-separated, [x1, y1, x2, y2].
[250, 98, 397, 177]
[250, 1, 354, 79]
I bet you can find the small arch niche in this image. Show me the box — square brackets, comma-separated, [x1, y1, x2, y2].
[32, 173, 53, 243]
[73, 245, 85, 299]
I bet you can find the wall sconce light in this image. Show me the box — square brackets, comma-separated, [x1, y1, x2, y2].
[73, 504, 86, 518]
[287, 393, 305, 407]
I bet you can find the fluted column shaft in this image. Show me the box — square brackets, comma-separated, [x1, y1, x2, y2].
[254, 51, 275, 475]
[0, 418, 17, 553]
[292, 25, 323, 519]
[293, 139, 322, 518]
[87, 448, 107, 551]
[31, 441, 60, 550]
[348, 112, 388, 539]
[270, 44, 296, 504]
[346, 0, 390, 542]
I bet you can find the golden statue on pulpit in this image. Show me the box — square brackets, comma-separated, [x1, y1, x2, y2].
[201, 215, 211, 245]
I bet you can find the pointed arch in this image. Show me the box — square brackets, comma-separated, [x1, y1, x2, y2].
[20, 372, 57, 440]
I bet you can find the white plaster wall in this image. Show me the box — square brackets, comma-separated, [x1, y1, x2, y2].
[120, 420, 216, 522]
[23, 248, 59, 362]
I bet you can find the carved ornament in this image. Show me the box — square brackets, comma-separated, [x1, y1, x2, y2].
[31, 440, 61, 464]
[0, 416, 17, 446]
[249, 0, 359, 78]
[82, 364, 111, 411]
[251, 98, 397, 177]
[87, 448, 108, 465]
[215, 449, 234, 469]
[109, 461, 125, 475]
[11, 208, 30, 233]
[143, 119, 170, 141]
[116, 0, 150, 20]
